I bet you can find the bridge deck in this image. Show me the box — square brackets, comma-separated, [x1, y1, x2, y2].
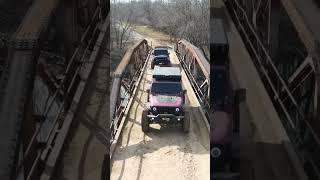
[111, 49, 210, 180]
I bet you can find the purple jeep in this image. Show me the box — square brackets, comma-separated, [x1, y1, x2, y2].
[141, 66, 189, 133]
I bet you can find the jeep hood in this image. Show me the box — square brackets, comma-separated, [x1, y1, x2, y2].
[150, 95, 182, 107]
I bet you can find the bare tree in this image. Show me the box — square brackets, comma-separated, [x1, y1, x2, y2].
[111, 0, 135, 50]
[142, 0, 208, 46]
[111, 0, 209, 51]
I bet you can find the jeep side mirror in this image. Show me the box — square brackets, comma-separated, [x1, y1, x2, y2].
[235, 88, 246, 103]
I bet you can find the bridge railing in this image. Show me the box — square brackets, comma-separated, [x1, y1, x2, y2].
[110, 39, 150, 146]
[224, 0, 320, 178]
[2, 3, 109, 179]
[175, 39, 210, 118]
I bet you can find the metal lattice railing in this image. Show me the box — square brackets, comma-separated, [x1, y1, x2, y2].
[224, 0, 320, 179]
[175, 39, 210, 119]
[110, 39, 150, 146]
[4, 5, 109, 179]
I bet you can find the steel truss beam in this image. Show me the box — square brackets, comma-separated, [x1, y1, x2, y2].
[175, 39, 210, 118]
[110, 39, 149, 144]
[0, 0, 109, 179]
[224, 0, 320, 179]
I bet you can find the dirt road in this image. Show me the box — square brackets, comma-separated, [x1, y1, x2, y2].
[110, 46, 210, 180]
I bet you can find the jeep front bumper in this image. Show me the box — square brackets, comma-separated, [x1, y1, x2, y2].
[146, 114, 184, 123]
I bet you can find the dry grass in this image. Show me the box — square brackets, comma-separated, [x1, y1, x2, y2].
[134, 25, 171, 43]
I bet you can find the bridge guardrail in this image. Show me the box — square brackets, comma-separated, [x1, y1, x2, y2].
[225, 0, 320, 178]
[110, 39, 150, 149]
[175, 39, 210, 119]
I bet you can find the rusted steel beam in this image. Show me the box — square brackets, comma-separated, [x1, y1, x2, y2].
[225, 1, 320, 178]
[177, 39, 210, 79]
[280, 0, 320, 54]
[0, 2, 109, 179]
[0, 0, 61, 178]
[110, 39, 149, 137]
[110, 78, 121, 120]
[280, 0, 320, 123]
[40, 11, 110, 180]
[176, 39, 210, 115]
[113, 39, 148, 76]
[11, 0, 60, 50]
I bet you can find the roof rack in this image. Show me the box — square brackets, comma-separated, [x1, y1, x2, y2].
[154, 46, 169, 49]
[153, 66, 181, 81]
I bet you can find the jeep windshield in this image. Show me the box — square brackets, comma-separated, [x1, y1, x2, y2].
[154, 57, 168, 62]
[151, 82, 182, 95]
[154, 49, 168, 56]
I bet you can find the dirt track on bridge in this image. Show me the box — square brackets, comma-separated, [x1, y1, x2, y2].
[110, 34, 210, 180]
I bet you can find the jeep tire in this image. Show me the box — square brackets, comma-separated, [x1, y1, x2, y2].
[183, 111, 190, 133]
[141, 110, 149, 132]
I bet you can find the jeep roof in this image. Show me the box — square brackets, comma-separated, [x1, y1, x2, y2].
[154, 46, 169, 50]
[153, 66, 181, 81]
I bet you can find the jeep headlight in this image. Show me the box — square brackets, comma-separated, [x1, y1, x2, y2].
[175, 108, 180, 112]
[211, 147, 222, 158]
[152, 107, 157, 111]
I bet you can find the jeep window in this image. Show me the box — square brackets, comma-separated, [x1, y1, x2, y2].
[151, 83, 182, 95]
[154, 49, 168, 56]
[154, 57, 167, 61]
